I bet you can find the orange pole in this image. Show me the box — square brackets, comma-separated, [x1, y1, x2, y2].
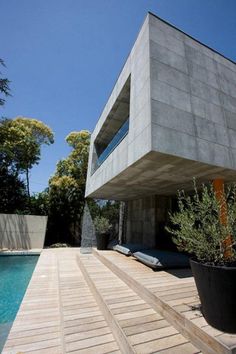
[213, 179, 232, 259]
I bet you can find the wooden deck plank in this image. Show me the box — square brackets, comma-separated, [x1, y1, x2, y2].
[3, 338, 61, 353]
[156, 342, 201, 353]
[124, 319, 169, 336]
[71, 341, 120, 354]
[109, 299, 145, 309]
[119, 313, 163, 327]
[65, 326, 112, 343]
[17, 346, 62, 354]
[134, 333, 188, 353]
[7, 325, 60, 340]
[4, 331, 60, 347]
[63, 315, 105, 328]
[116, 308, 156, 321]
[64, 320, 108, 335]
[129, 326, 178, 345]
[65, 333, 115, 352]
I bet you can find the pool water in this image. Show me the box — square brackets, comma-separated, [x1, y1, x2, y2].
[0, 255, 38, 352]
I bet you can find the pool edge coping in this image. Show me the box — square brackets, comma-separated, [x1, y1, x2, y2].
[0, 249, 42, 256]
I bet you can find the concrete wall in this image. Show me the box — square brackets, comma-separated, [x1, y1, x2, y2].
[86, 12, 236, 200]
[85, 14, 152, 200]
[0, 214, 48, 250]
[125, 196, 156, 247]
[150, 14, 236, 170]
[125, 195, 175, 249]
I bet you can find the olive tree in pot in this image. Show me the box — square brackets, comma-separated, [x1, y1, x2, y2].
[167, 180, 236, 333]
[94, 216, 111, 250]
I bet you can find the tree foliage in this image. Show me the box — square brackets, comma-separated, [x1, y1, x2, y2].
[0, 59, 11, 106]
[0, 117, 54, 169]
[94, 216, 112, 234]
[167, 180, 236, 265]
[56, 130, 90, 184]
[45, 130, 91, 245]
[0, 166, 27, 213]
[0, 117, 54, 197]
[100, 200, 120, 227]
[0, 60, 54, 214]
[29, 190, 49, 216]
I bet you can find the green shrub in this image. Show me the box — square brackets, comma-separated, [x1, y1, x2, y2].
[94, 216, 111, 234]
[167, 180, 236, 265]
[49, 243, 70, 248]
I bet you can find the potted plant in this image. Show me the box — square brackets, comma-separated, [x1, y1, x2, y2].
[167, 179, 236, 333]
[94, 216, 111, 250]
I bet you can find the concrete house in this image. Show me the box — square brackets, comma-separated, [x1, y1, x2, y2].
[85, 12, 236, 248]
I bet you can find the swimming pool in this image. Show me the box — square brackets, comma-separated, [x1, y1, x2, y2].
[0, 255, 38, 352]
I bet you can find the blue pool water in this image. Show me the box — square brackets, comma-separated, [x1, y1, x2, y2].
[0, 256, 38, 352]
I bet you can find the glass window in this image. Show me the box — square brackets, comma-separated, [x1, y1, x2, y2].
[96, 118, 129, 168]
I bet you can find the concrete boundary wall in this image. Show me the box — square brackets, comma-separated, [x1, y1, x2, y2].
[0, 214, 47, 250]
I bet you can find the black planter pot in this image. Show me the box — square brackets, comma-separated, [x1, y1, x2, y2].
[96, 232, 109, 250]
[190, 259, 236, 333]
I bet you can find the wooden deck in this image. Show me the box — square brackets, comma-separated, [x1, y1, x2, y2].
[2, 248, 236, 353]
[94, 249, 236, 354]
[3, 249, 120, 354]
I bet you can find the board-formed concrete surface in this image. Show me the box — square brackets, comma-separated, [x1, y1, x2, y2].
[0, 214, 47, 250]
[85, 12, 236, 200]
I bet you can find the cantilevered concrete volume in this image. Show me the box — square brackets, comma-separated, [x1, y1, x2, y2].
[85, 12, 236, 247]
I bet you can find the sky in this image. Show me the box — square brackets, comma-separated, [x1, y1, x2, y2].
[1, 0, 236, 193]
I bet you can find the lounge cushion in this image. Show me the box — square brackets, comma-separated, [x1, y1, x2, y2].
[113, 243, 148, 256]
[107, 239, 119, 250]
[133, 249, 190, 269]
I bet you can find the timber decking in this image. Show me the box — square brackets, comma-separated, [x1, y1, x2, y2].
[3, 249, 120, 354]
[77, 253, 200, 354]
[3, 248, 235, 354]
[94, 249, 236, 354]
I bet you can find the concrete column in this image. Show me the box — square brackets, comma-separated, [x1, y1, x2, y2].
[118, 202, 125, 244]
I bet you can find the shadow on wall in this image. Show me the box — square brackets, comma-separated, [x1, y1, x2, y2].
[0, 214, 47, 249]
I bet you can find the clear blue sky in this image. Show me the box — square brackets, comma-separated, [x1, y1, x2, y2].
[1, 0, 236, 193]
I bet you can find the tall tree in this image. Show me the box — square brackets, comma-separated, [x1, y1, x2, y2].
[0, 59, 11, 106]
[0, 165, 27, 213]
[56, 130, 90, 186]
[0, 117, 54, 197]
[46, 130, 90, 245]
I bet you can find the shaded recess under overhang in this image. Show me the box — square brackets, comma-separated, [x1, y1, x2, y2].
[87, 151, 236, 201]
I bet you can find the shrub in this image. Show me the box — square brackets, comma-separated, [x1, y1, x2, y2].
[94, 216, 111, 234]
[49, 243, 70, 248]
[167, 180, 236, 265]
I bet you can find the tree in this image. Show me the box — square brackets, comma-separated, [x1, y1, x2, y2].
[29, 190, 49, 216]
[0, 165, 27, 213]
[47, 176, 84, 244]
[167, 180, 236, 264]
[101, 200, 120, 225]
[45, 130, 91, 245]
[0, 59, 11, 106]
[0, 117, 54, 198]
[56, 130, 90, 185]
